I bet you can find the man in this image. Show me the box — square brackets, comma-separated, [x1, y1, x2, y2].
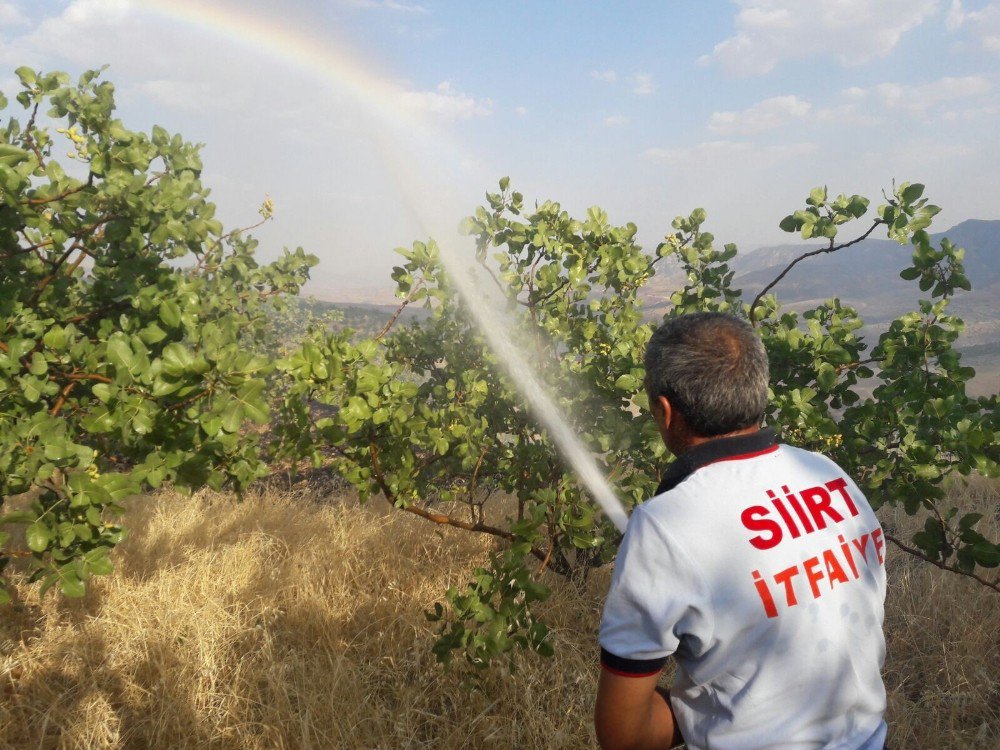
[595, 312, 888, 750]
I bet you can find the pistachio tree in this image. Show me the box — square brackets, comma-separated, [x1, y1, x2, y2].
[277, 179, 997, 669]
[0, 68, 315, 600]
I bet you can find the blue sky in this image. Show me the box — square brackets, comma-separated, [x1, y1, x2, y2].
[1, 1, 998, 300]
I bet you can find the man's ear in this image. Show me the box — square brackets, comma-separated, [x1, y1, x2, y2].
[654, 394, 673, 430]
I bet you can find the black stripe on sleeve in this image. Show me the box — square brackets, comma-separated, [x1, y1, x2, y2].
[600, 648, 668, 677]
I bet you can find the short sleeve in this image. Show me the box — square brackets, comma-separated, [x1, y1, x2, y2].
[599, 504, 710, 676]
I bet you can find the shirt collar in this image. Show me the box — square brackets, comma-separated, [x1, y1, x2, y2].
[655, 426, 779, 496]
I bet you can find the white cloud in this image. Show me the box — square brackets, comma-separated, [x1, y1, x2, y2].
[702, 0, 938, 75]
[591, 69, 618, 83]
[514, 105, 527, 116]
[871, 75, 992, 111]
[708, 77, 989, 135]
[591, 69, 654, 94]
[941, 102, 1000, 120]
[644, 140, 817, 166]
[945, 1, 1000, 52]
[0, 2, 28, 27]
[0, 0, 141, 68]
[133, 79, 247, 111]
[603, 114, 629, 126]
[812, 102, 884, 127]
[343, 0, 429, 12]
[709, 95, 811, 134]
[946, 0, 966, 29]
[631, 72, 655, 95]
[861, 136, 975, 168]
[399, 81, 493, 119]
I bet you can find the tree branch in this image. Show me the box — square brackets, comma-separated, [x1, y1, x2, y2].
[749, 220, 883, 324]
[473, 252, 523, 305]
[3, 215, 122, 261]
[23, 185, 87, 206]
[50, 381, 77, 416]
[526, 256, 602, 308]
[834, 356, 883, 375]
[193, 216, 271, 273]
[885, 533, 999, 594]
[368, 442, 546, 562]
[53, 372, 113, 384]
[22, 99, 45, 168]
[376, 280, 424, 340]
[29, 245, 90, 305]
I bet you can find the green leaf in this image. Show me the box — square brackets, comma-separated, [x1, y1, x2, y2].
[26, 523, 53, 552]
[139, 322, 168, 344]
[60, 571, 87, 598]
[0, 511, 36, 525]
[159, 300, 182, 328]
[221, 405, 244, 433]
[0, 144, 31, 168]
[43, 327, 68, 350]
[162, 343, 196, 377]
[816, 363, 837, 391]
[85, 549, 114, 576]
[807, 186, 827, 207]
[971, 542, 1000, 568]
[14, 66, 37, 85]
[28, 352, 48, 376]
[901, 183, 925, 203]
[106, 334, 136, 376]
[92, 383, 114, 403]
[22, 378, 42, 403]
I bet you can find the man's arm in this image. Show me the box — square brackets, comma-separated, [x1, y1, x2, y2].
[594, 668, 683, 750]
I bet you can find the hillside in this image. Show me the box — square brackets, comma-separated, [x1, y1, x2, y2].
[313, 219, 998, 394]
[1, 483, 997, 749]
[641, 219, 999, 394]
[645, 219, 998, 333]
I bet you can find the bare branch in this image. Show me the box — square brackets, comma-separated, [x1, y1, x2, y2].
[23, 185, 87, 206]
[368, 442, 546, 562]
[749, 220, 883, 324]
[2, 215, 122, 261]
[22, 99, 46, 168]
[834, 356, 883, 375]
[885, 533, 999, 594]
[50, 381, 77, 417]
[376, 280, 424, 340]
[193, 216, 271, 273]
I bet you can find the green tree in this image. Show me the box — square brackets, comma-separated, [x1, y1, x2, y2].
[277, 179, 998, 669]
[0, 68, 316, 600]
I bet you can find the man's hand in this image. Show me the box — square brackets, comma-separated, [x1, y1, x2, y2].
[594, 668, 683, 750]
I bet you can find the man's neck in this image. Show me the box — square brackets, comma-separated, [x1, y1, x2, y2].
[671, 423, 760, 456]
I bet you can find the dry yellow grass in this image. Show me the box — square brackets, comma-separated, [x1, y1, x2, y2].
[1, 480, 997, 749]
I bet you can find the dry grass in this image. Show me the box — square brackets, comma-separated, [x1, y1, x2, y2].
[1, 479, 997, 749]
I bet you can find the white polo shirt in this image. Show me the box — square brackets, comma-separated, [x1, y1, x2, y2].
[599, 429, 888, 750]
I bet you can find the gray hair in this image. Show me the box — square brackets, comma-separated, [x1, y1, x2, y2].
[644, 312, 769, 437]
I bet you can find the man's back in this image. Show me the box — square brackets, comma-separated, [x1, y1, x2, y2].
[599, 434, 888, 750]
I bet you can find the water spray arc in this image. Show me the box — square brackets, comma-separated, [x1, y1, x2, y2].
[139, 0, 630, 532]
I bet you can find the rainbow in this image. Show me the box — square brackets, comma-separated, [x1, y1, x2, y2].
[137, 1, 405, 121]
[132, 0, 631, 531]
[135, 0, 478, 243]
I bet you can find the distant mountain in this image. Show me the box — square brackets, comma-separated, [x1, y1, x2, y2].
[641, 219, 999, 395]
[317, 220, 999, 395]
[732, 219, 998, 282]
[731, 220, 997, 311]
[644, 219, 999, 336]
